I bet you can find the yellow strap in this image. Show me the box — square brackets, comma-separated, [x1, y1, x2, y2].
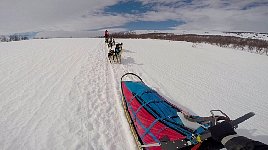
[196, 135, 202, 143]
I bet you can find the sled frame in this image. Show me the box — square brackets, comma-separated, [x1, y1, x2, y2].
[121, 73, 145, 150]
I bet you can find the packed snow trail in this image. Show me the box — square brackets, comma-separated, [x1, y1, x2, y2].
[0, 39, 133, 149]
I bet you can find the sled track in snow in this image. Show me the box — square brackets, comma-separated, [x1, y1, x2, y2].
[53, 40, 133, 150]
[0, 39, 135, 150]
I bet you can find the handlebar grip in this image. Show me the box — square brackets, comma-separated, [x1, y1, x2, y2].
[200, 112, 255, 141]
[230, 112, 255, 127]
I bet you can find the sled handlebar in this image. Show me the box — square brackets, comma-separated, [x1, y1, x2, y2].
[200, 112, 255, 141]
[121, 73, 143, 82]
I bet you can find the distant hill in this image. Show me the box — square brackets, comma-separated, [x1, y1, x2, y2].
[110, 32, 268, 55]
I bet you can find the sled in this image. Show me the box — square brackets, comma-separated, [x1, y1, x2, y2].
[120, 73, 255, 150]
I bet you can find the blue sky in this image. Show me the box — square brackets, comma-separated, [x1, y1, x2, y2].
[104, 1, 151, 15]
[0, 0, 268, 35]
[241, 1, 268, 10]
[103, 1, 184, 30]
[103, 1, 188, 31]
[100, 0, 268, 32]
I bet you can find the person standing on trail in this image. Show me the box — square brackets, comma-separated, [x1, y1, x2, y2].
[104, 30, 109, 43]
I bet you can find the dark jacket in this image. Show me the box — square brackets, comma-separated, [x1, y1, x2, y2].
[224, 136, 268, 150]
[104, 31, 109, 38]
[198, 136, 268, 150]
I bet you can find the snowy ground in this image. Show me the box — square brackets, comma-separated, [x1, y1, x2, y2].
[0, 38, 268, 150]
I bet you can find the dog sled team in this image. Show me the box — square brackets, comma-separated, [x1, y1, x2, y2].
[105, 30, 123, 64]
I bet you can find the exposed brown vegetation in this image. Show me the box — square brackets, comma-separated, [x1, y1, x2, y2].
[110, 32, 268, 56]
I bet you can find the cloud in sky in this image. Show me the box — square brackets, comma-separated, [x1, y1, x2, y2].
[0, 0, 268, 35]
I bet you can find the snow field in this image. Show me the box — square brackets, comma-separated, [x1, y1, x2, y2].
[0, 38, 133, 150]
[118, 39, 268, 144]
[0, 38, 267, 150]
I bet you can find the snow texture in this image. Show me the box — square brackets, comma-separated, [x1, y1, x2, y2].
[0, 38, 267, 150]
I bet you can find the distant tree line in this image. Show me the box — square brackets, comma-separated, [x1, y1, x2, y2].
[111, 32, 268, 56]
[0, 35, 29, 42]
[33, 37, 49, 39]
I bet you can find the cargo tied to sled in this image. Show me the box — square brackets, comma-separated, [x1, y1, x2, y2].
[120, 73, 255, 150]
